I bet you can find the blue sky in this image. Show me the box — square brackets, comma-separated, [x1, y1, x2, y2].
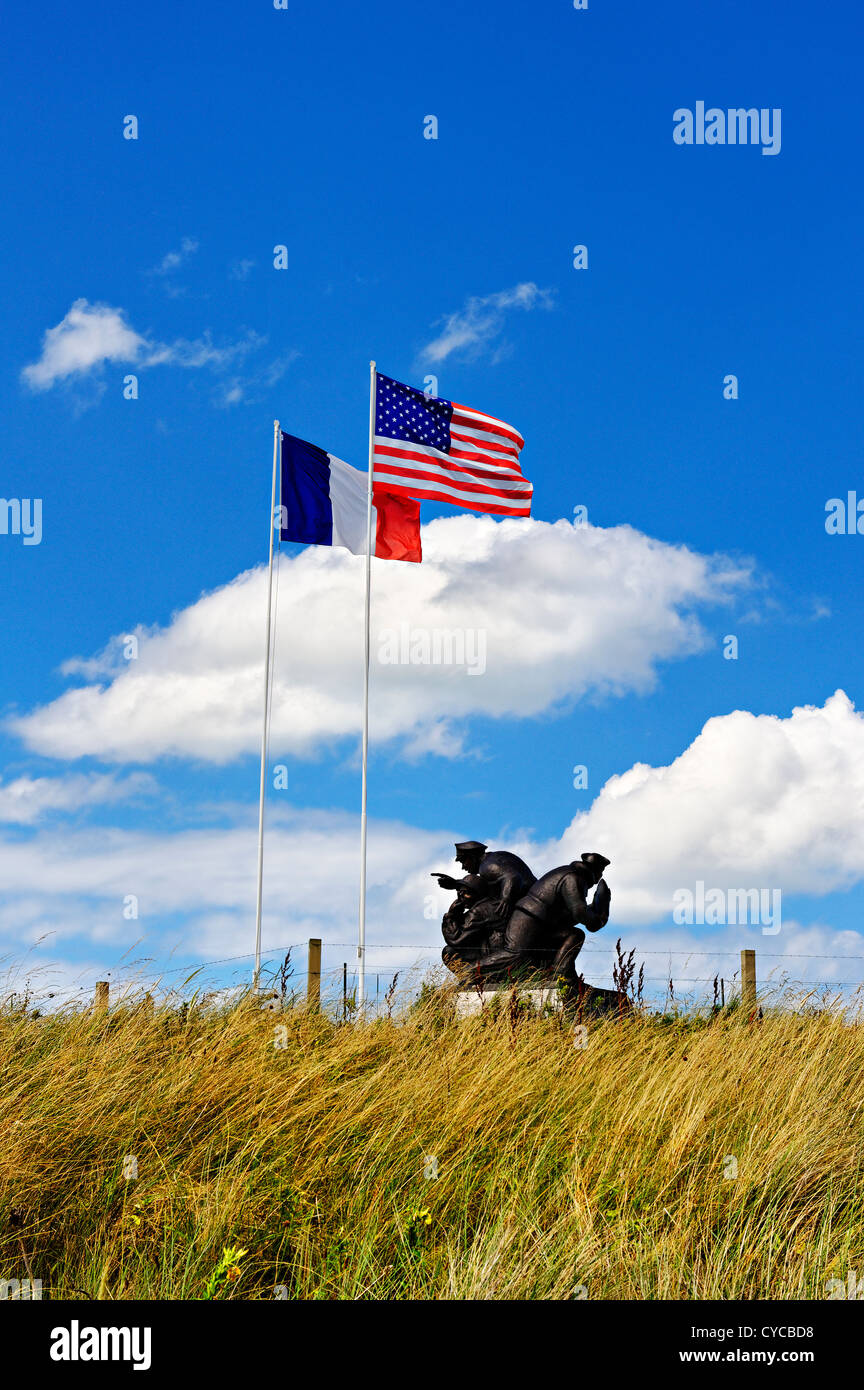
[1, 0, 863, 1007]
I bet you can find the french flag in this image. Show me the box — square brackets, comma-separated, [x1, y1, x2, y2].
[279, 432, 421, 563]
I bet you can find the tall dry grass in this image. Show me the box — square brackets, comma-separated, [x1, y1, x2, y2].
[1, 985, 862, 1300]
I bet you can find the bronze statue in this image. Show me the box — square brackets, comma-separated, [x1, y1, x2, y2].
[436, 844, 611, 989]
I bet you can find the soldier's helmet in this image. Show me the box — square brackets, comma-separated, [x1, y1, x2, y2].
[574, 852, 611, 884]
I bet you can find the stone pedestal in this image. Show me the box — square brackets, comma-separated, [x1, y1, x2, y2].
[454, 986, 563, 1019]
[454, 982, 629, 1019]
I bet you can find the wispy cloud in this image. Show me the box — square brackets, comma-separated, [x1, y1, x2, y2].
[0, 775, 863, 996]
[148, 237, 199, 277]
[419, 282, 554, 365]
[215, 350, 300, 407]
[143, 329, 266, 371]
[20, 298, 293, 399]
[0, 771, 157, 825]
[229, 258, 255, 281]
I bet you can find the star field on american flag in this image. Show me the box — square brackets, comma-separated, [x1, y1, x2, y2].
[375, 375, 453, 453]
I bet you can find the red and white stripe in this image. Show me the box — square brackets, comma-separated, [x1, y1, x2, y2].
[373, 401, 532, 517]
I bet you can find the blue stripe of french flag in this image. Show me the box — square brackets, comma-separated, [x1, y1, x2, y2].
[279, 432, 421, 563]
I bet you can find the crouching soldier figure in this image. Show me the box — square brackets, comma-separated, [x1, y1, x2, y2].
[475, 852, 611, 987]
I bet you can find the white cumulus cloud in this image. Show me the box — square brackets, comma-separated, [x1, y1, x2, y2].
[548, 690, 864, 921]
[21, 300, 146, 390]
[8, 515, 753, 764]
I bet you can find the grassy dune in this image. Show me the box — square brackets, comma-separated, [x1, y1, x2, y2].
[1, 987, 862, 1300]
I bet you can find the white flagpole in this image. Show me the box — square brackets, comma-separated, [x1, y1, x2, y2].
[358, 362, 377, 1011]
[254, 419, 281, 992]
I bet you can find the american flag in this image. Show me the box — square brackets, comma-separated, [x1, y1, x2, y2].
[372, 372, 532, 517]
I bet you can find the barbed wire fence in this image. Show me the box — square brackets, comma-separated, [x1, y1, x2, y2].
[5, 937, 864, 1020]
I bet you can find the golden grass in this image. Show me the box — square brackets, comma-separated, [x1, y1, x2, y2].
[1, 988, 862, 1300]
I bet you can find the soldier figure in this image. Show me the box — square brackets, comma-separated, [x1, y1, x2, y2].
[433, 840, 536, 973]
[476, 852, 611, 987]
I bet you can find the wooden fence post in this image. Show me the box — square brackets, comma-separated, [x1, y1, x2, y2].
[740, 949, 756, 1013]
[307, 939, 321, 1010]
[94, 981, 109, 1012]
